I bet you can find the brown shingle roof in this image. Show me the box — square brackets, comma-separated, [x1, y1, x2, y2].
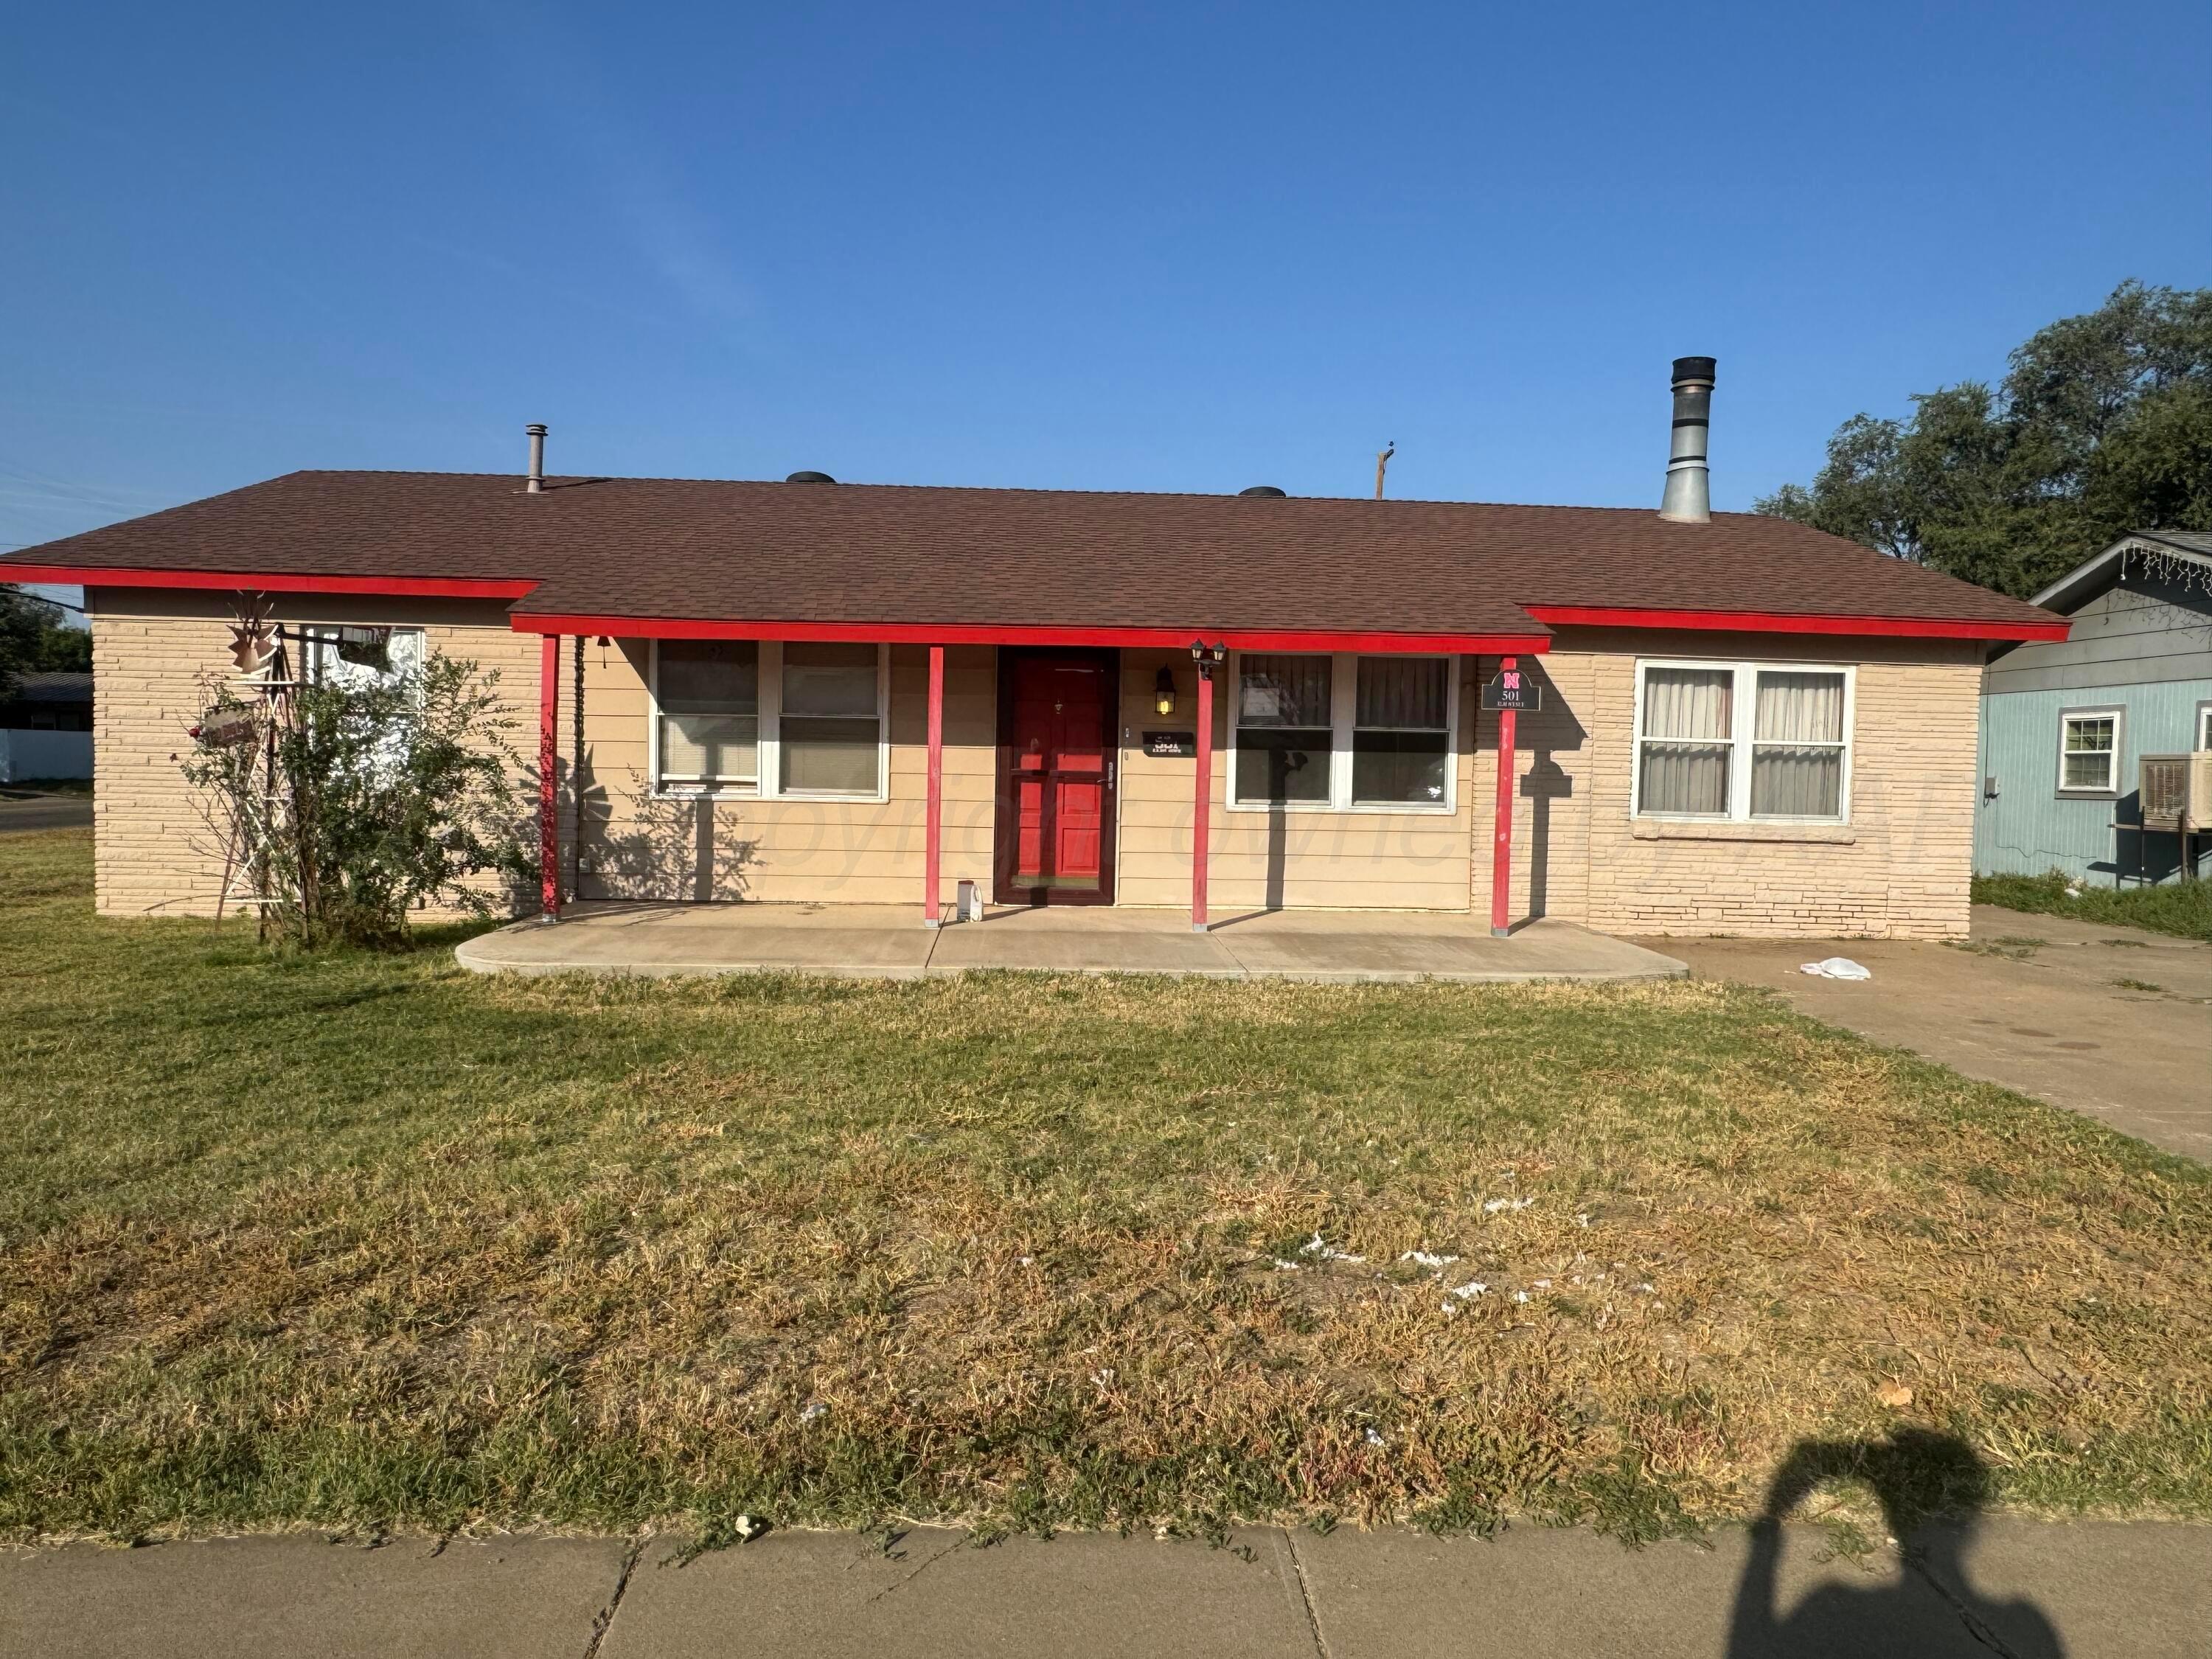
[1, 469, 2063, 639]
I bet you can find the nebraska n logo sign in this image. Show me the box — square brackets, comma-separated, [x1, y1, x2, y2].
[1481, 666, 1541, 712]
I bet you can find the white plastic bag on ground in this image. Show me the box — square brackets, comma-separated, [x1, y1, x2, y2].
[1799, 956, 1872, 980]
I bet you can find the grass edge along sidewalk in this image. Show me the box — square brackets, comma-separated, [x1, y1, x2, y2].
[3, 825, 2209, 1547]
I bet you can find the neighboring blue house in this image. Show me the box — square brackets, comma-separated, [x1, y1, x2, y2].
[1977, 529, 2212, 886]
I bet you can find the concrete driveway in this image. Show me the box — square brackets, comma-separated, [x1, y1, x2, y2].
[1656, 906, 2212, 1161]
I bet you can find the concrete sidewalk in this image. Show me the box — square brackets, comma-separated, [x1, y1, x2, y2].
[457, 901, 1689, 985]
[1660, 905, 2212, 1160]
[4, 1520, 2207, 1658]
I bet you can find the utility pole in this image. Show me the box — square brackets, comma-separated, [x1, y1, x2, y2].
[1374, 441, 1394, 500]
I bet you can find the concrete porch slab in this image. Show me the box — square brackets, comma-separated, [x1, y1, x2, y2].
[456, 902, 1689, 984]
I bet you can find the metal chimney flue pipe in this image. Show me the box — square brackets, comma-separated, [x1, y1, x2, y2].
[525, 423, 548, 493]
[1657, 358, 1714, 524]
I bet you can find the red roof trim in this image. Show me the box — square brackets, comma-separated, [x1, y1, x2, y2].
[511, 613, 1554, 655]
[0, 564, 540, 599]
[1525, 604, 2067, 642]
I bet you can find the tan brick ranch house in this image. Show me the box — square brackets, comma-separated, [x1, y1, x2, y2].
[2, 364, 2065, 939]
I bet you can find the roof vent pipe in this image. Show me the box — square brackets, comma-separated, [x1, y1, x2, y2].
[525, 423, 548, 494]
[1658, 358, 1714, 524]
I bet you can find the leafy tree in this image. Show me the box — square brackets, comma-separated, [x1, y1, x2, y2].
[1757, 282, 2212, 597]
[181, 648, 536, 949]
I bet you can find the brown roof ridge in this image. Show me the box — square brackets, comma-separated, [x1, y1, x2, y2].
[274, 465, 1801, 518]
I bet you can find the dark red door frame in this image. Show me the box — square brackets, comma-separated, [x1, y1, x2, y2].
[993, 647, 1120, 907]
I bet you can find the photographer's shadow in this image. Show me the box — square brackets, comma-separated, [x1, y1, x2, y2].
[1728, 1430, 2062, 1657]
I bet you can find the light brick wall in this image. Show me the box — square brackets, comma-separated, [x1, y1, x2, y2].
[1467, 630, 1983, 940]
[87, 591, 541, 919]
[87, 597, 1983, 938]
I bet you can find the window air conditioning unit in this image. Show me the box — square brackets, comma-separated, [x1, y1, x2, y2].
[2138, 752, 2212, 832]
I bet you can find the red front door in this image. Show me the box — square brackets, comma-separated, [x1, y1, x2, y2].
[995, 649, 1118, 905]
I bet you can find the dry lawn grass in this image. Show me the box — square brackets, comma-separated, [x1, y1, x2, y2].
[2, 827, 2209, 1545]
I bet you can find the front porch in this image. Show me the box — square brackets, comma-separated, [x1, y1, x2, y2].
[455, 902, 1688, 983]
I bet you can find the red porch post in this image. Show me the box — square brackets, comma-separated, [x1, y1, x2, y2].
[1192, 648, 1214, 931]
[924, 644, 945, 927]
[538, 633, 560, 920]
[1489, 653, 1517, 938]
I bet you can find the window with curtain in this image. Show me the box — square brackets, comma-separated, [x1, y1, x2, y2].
[1353, 656, 1451, 804]
[655, 639, 759, 788]
[780, 641, 882, 795]
[1234, 653, 1333, 804]
[1638, 666, 1734, 815]
[2057, 710, 2119, 794]
[1751, 670, 1847, 818]
[1635, 660, 1853, 822]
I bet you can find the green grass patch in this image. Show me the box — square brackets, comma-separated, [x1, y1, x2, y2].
[4, 827, 2211, 1544]
[1974, 869, 2212, 942]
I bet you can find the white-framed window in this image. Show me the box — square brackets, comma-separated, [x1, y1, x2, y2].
[2055, 706, 2123, 797]
[778, 641, 886, 797]
[650, 640, 888, 801]
[2195, 700, 2211, 752]
[1631, 658, 1854, 823]
[1228, 651, 1458, 812]
[653, 639, 760, 790]
[294, 624, 425, 692]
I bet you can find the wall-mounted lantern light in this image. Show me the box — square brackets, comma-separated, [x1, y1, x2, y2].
[1153, 664, 1178, 715]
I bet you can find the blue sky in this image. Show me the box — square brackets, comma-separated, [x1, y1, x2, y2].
[6, 1, 2209, 616]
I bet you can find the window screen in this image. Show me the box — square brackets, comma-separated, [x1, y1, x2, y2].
[1638, 666, 1734, 815]
[657, 640, 759, 787]
[1750, 670, 1846, 818]
[779, 642, 881, 795]
[1234, 654, 1332, 804]
[1352, 657, 1451, 804]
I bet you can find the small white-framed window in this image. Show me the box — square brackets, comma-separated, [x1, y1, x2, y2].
[2195, 700, 2211, 752]
[1227, 651, 1458, 813]
[2056, 706, 2122, 797]
[1631, 658, 1854, 823]
[1233, 653, 1335, 806]
[651, 639, 760, 790]
[650, 640, 888, 801]
[778, 641, 886, 797]
[1354, 655, 1454, 806]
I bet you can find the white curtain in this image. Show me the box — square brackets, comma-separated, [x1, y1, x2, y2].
[1640, 667, 1732, 813]
[1755, 672, 1843, 744]
[1752, 671, 1845, 817]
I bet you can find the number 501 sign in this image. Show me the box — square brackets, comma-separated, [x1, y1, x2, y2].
[1481, 666, 1542, 712]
